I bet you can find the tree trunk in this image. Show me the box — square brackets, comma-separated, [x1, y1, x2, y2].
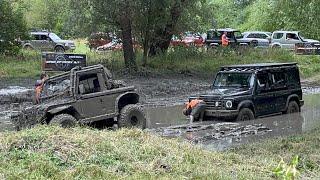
[120, 15, 137, 71]
[149, 0, 186, 56]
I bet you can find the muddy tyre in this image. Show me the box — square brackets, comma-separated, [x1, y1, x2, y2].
[286, 101, 300, 114]
[50, 114, 77, 128]
[118, 104, 146, 129]
[236, 108, 254, 121]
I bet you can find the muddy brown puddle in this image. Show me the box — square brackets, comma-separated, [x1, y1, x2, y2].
[145, 94, 320, 151]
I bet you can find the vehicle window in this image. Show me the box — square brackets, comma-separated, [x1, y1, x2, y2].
[273, 33, 284, 39]
[41, 76, 71, 97]
[234, 31, 243, 39]
[247, 33, 256, 38]
[207, 31, 218, 39]
[257, 73, 271, 90]
[286, 33, 299, 40]
[40, 35, 48, 40]
[214, 73, 254, 88]
[271, 72, 286, 86]
[33, 35, 41, 40]
[78, 73, 101, 95]
[257, 34, 268, 39]
[49, 33, 62, 41]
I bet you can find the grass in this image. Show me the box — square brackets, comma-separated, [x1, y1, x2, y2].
[1, 40, 320, 79]
[0, 126, 319, 179]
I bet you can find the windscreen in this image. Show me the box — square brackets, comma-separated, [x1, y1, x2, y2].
[49, 33, 62, 41]
[214, 72, 254, 88]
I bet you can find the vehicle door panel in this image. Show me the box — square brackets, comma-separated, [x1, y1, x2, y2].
[254, 73, 277, 116]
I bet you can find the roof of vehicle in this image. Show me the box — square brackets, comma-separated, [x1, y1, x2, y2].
[208, 28, 240, 32]
[242, 31, 271, 34]
[30, 31, 51, 35]
[272, 30, 300, 34]
[220, 63, 298, 72]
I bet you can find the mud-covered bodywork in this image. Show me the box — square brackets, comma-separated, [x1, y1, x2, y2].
[11, 64, 143, 130]
[189, 63, 304, 120]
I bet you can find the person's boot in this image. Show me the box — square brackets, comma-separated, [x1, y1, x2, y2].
[189, 115, 194, 124]
[199, 112, 204, 122]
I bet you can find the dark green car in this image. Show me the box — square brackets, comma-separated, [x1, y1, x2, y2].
[189, 63, 304, 121]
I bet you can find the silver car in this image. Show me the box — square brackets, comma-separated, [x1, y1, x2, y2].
[22, 31, 76, 52]
[270, 31, 319, 49]
[242, 31, 272, 48]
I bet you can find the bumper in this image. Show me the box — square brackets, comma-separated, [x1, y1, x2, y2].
[205, 109, 238, 118]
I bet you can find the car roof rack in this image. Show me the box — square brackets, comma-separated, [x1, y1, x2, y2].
[220, 63, 297, 72]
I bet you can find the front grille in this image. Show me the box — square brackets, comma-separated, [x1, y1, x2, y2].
[205, 101, 225, 110]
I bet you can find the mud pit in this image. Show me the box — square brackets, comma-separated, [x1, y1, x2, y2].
[1, 75, 320, 150]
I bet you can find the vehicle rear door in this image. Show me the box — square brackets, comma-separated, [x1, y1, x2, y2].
[254, 72, 277, 116]
[269, 70, 288, 111]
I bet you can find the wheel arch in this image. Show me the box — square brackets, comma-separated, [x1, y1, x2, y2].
[45, 105, 80, 123]
[237, 100, 256, 116]
[286, 94, 300, 110]
[54, 44, 65, 51]
[116, 92, 140, 113]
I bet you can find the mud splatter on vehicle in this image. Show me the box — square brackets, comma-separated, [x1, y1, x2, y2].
[9, 64, 147, 130]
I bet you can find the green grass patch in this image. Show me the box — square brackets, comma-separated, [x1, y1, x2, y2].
[0, 126, 319, 179]
[1, 41, 320, 79]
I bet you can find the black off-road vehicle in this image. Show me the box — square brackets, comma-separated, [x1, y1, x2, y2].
[189, 63, 304, 121]
[206, 28, 258, 48]
[11, 64, 146, 129]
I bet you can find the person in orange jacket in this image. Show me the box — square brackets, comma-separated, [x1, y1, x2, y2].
[221, 31, 229, 47]
[183, 98, 206, 123]
[35, 72, 49, 104]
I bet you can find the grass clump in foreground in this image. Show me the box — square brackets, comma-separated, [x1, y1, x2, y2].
[0, 126, 319, 179]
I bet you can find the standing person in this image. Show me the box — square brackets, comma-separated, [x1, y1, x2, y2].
[221, 31, 229, 47]
[183, 98, 206, 123]
[35, 72, 49, 104]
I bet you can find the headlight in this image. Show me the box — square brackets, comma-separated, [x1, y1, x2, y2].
[225, 100, 233, 108]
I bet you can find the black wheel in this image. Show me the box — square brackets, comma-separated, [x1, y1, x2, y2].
[286, 101, 300, 114]
[50, 114, 77, 128]
[236, 108, 254, 121]
[118, 104, 146, 129]
[55, 46, 65, 52]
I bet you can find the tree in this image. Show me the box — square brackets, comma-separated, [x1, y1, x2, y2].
[91, 0, 137, 70]
[0, 0, 27, 54]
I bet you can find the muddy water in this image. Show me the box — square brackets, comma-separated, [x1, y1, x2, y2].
[145, 94, 320, 151]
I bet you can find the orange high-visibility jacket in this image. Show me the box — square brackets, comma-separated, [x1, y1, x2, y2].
[186, 99, 203, 109]
[221, 34, 229, 46]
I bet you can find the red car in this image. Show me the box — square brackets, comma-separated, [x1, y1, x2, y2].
[170, 33, 204, 47]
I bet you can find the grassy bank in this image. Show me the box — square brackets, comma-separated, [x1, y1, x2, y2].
[1, 41, 320, 79]
[0, 126, 319, 179]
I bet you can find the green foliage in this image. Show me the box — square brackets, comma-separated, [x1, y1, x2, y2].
[0, 126, 319, 179]
[0, 0, 27, 54]
[273, 156, 300, 180]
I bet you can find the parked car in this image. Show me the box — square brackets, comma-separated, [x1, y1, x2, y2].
[270, 31, 319, 49]
[22, 31, 76, 52]
[242, 31, 272, 48]
[87, 32, 112, 50]
[188, 63, 303, 121]
[97, 39, 123, 51]
[206, 28, 258, 48]
[170, 33, 204, 47]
